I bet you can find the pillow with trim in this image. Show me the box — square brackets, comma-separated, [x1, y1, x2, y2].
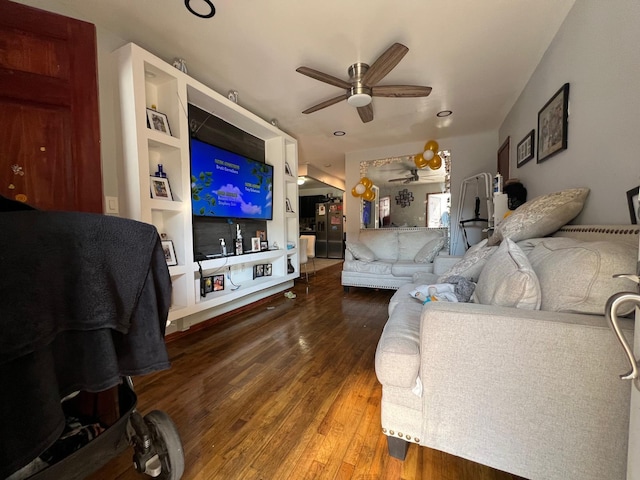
[487, 187, 589, 246]
[345, 241, 377, 262]
[414, 237, 445, 263]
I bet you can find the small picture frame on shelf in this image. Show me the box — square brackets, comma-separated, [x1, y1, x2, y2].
[264, 263, 272, 276]
[260, 241, 268, 251]
[146, 108, 171, 135]
[161, 240, 178, 266]
[256, 230, 266, 241]
[202, 276, 213, 294]
[213, 274, 225, 291]
[253, 264, 264, 278]
[285, 197, 294, 213]
[251, 237, 261, 252]
[150, 176, 173, 201]
[284, 162, 292, 176]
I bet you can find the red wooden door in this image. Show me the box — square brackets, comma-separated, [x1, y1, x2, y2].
[0, 0, 102, 212]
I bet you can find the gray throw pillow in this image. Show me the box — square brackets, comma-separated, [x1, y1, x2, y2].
[414, 237, 445, 263]
[345, 241, 377, 262]
[475, 238, 541, 310]
[437, 244, 497, 282]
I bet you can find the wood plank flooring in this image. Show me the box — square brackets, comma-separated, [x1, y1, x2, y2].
[89, 264, 524, 480]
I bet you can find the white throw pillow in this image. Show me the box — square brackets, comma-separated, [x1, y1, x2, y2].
[345, 241, 377, 262]
[437, 244, 497, 282]
[487, 187, 589, 246]
[475, 239, 541, 310]
[414, 237, 445, 263]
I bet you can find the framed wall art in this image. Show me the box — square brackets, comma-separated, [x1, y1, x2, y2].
[517, 130, 535, 167]
[627, 186, 639, 224]
[537, 83, 569, 163]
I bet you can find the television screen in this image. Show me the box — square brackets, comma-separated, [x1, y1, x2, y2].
[190, 138, 273, 220]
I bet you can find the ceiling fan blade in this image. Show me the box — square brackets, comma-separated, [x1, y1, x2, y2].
[361, 43, 409, 86]
[357, 104, 374, 123]
[296, 66, 351, 89]
[302, 94, 347, 114]
[372, 85, 432, 97]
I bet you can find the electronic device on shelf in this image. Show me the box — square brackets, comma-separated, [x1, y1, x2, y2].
[190, 137, 274, 221]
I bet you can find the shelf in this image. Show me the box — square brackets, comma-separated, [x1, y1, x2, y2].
[147, 129, 181, 148]
[194, 249, 286, 272]
[149, 199, 185, 212]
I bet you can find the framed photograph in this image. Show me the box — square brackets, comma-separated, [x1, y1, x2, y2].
[260, 240, 268, 251]
[161, 240, 178, 266]
[213, 274, 225, 291]
[285, 197, 294, 213]
[517, 130, 535, 167]
[251, 237, 261, 252]
[537, 83, 569, 163]
[150, 176, 173, 201]
[253, 264, 264, 278]
[146, 108, 171, 135]
[256, 230, 266, 241]
[627, 186, 639, 224]
[284, 162, 292, 176]
[202, 276, 213, 294]
[264, 263, 272, 276]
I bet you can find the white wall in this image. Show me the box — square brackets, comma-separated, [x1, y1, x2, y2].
[345, 130, 497, 254]
[499, 0, 640, 224]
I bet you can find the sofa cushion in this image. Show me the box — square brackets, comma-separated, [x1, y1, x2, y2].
[528, 238, 637, 315]
[437, 244, 497, 282]
[487, 188, 589, 246]
[345, 241, 377, 262]
[397, 231, 442, 261]
[414, 237, 445, 263]
[391, 261, 434, 278]
[358, 229, 399, 261]
[475, 239, 541, 310]
[342, 258, 392, 275]
[375, 301, 423, 389]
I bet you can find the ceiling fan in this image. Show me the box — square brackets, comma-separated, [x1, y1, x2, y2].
[296, 42, 432, 123]
[389, 168, 420, 184]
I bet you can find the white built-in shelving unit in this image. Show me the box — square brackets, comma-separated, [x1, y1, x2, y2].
[115, 43, 299, 332]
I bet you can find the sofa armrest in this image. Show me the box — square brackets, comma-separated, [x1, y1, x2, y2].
[417, 302, 633, 480]
[432, 255, 462, 275]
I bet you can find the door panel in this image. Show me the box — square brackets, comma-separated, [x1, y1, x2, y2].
[0, 0, 102, 212]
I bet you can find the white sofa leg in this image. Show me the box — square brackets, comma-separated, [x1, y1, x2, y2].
[386, 435, 409, 460]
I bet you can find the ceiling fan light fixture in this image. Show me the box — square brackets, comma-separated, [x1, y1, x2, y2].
[347, 86, 372, 107]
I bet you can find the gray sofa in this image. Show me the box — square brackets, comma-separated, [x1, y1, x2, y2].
[375, 224, 639, 480]
[341, 227, 447, 291]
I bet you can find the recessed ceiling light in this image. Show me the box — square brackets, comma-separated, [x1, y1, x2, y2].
[324, 163, 332, 168]
[333, 131, 346, 136]
[436, 110, 453, 117]
[145, 71, 156, 78]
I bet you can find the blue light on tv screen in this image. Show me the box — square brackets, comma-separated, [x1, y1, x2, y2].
[190, 138, 273, 220]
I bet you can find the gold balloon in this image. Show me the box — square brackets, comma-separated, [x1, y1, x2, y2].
[362, 188, 375, 201]
[414, 154, 428, 169]
[424, 140, 439, 153]
[351, 186, 360, 197]
[428, 155, 442, 170]
[360, 177, 373, 188]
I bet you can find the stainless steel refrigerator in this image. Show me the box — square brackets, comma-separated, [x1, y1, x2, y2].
[315, 201, 343, 259]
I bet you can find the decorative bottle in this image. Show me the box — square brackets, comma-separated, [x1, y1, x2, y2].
[155, 164, 167, 178]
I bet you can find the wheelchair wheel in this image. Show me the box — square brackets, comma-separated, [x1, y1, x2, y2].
[144, 410, 185, 480]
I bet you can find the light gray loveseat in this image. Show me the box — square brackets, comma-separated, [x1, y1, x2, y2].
[341, 227, 447, 291]
[375, 224, 639, 480]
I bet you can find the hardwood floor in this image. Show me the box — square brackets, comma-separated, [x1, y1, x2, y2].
[89, 264, 523, 480]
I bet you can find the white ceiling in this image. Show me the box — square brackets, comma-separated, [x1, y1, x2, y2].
[24, 0, 575, 183]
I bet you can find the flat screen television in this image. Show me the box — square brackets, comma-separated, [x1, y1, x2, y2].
[190, 138, 273, 220]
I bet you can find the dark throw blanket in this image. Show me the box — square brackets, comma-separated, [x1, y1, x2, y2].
[0, 211, 172, 478]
